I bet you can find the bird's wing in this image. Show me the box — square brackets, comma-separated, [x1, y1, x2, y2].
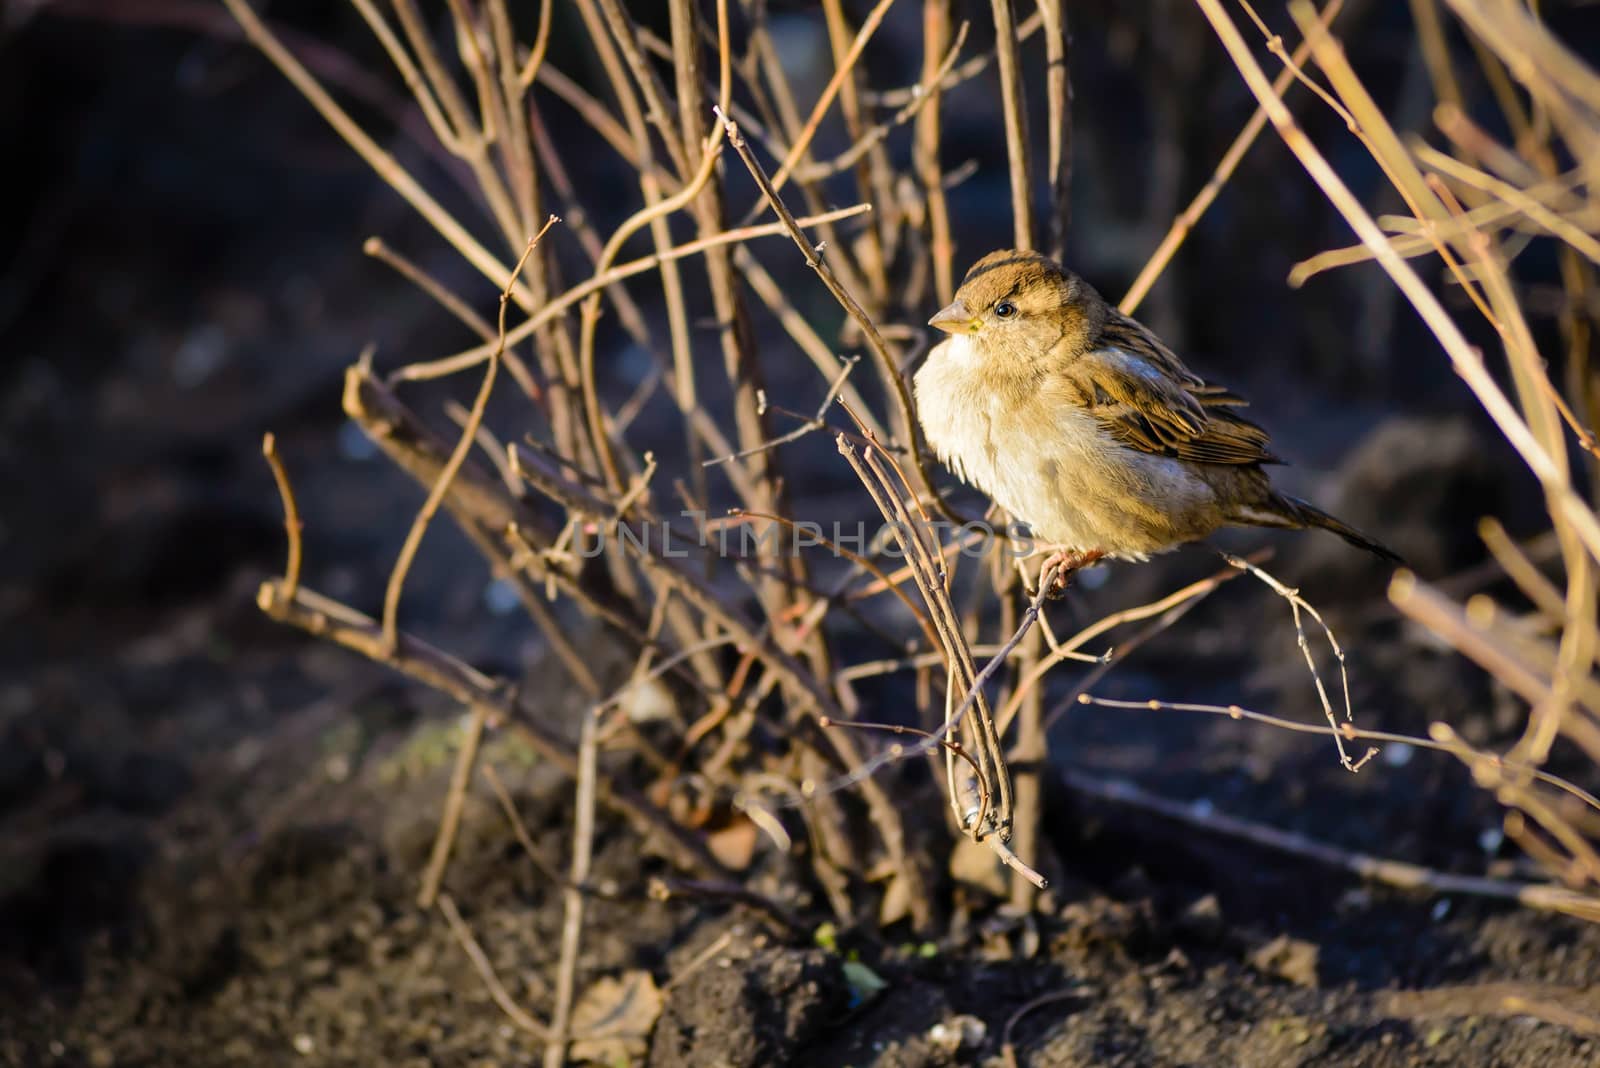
[1071, 311, 1282, 466]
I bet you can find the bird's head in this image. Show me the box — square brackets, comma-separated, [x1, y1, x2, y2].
[927, 249, 1106, 367]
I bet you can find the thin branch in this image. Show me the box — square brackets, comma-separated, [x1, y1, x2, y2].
[381, 220, 556, 654]
[917, 0, 958, 305]
[347, 0, 464, 154]
[988, 0, 1034, 250]
[394, 204, 873, 382]
[766, 0, 898, 196]
[791, 20, 971, 184]
[864, 10, 1044, 106]
[438, 893, 552, 1039]
[819, 715, 993, 833]
[365, 236, 496, 342]
[517, 0, 556, 87]
[716, 107, 948, 515]
[579, 136, 724, 491]
[417, 704, 489, 908]
[732, 249, 886, 439]
[669, 0, 785, 565]
[1479, 517, 1569, 622]
[218, 0, 543, 372]
[1121, 0, 1344, 314]
[1416, 144, 1600, 265]
[1058, 766, 1600, 921]
[725, 508, 941, 653]
[481, 762, 564, 882]
[1191, 0, 1600, 570]
[704, 357, 860, 467]
[820, 0, 892, 304]
[1222, 551, 1367, 772]
[996, 554, 1254, 736]
[1074, 694, 1600, 817]
[363, 234, 547, 405]
[545, 709, 599, 1068]
[839, 435, 1010, 832]
[255, 580, 730, 879]
[1037, 0, 1072, 258]
[260, 432, 303, 599]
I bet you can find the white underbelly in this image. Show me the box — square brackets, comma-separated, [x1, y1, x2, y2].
[916, 346, 1212, 556]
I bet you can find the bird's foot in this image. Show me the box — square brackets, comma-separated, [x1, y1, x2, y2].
[1037, 548, 1106, 598]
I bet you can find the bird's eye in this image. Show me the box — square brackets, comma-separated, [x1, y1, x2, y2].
[994, 301, 1017, 319]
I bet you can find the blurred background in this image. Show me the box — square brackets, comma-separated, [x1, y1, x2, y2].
[2, 1, 1598, 1065]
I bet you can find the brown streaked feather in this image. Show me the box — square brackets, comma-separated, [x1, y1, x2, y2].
[917, 248, 1397, 562]
[1097, 309, 1203, 384]
[1073, 310, 1283, 466]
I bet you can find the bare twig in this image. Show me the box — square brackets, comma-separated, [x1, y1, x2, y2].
[365, 237, 494, 342]
[1221, 551, 1368, 772]
[766, 0, 898, 197]
[988, 0, 1034, 250]
[255, 580, 730, 879]
[792, 20, 970, 185]
[997, 554, 1256, 736]
[865, 10, 1045, 107]
[395, 204, 873, 382]
[481, 762, 563, 882]
[704, 358, 860, 468]
[381, 220, 556, 655]
[220, 0, 537, 308]
[1058, 766, 1600, 921]
[1200, 0, 1600, 566]
[717, 106, 953, 526]
[1002, 987, 1088, 1068]
[647, 877, 802, 934]
[819, 715, 994, 851]
[1121, 0, 1344, 314]
[1037, 0, 1072, 259]
[1074, 694, 1600, 817]
[417, 704, 489, 909]
[546, 709, 599, 1068]
[918, 0, 958, 305]
[438, 893, 551, 1039]
[837, 435, 1013, 833]
[517, 0, 556, 87]
[726, 508, 941, 654]
[260, 432, 303, 599]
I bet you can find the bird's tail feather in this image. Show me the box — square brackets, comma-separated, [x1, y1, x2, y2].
[1240, 495, 1404, 565]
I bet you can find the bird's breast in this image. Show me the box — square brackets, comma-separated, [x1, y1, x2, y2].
[914, 343, 1214, 555]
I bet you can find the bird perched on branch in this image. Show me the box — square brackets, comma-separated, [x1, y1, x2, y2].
[914, 249, 1399, 580]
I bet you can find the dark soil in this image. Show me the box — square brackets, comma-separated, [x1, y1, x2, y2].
[5, 5, 1599, 1067]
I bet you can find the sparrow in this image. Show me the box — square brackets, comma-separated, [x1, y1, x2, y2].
[914, 249, 1400, 572]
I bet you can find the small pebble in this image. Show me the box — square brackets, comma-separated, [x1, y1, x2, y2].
[1383, 742, 1415, 768]
[928, 1014, 987, 1051]
[337, 422, 379, 461]
[483, 577, 521, 616]
[172, 324, 226, 387]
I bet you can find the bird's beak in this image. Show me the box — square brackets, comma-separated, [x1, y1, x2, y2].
[928, 299, 976, 335]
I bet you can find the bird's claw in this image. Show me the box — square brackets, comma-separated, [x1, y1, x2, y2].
[1038, 548, 1105, 598]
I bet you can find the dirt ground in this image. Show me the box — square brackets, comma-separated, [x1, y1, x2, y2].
[5, 5, 1600, 1067]
[6, 588, 1600, 1067]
